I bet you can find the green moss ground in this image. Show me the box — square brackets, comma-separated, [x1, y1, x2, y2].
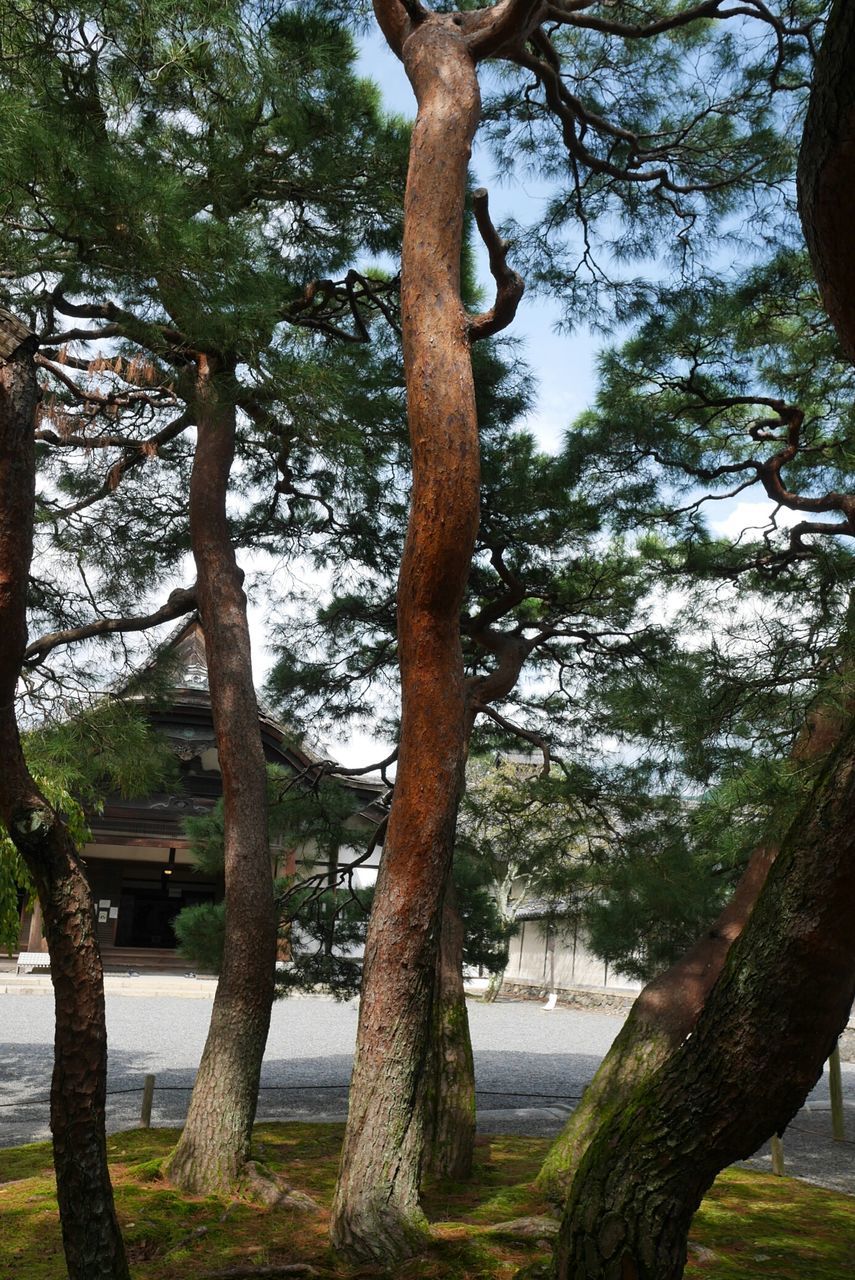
[0, 1125, 853, 1278]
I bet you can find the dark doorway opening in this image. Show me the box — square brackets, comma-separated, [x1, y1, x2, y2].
[115, 882, 214, 948]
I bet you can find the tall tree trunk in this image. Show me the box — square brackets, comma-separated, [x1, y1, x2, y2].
[329, 15, 482, 1264]
[166, 356, 277, 1195]
[538, 670, 852, 1202]
[555, 711, 855, 1279]
[542, 2, 855, 1236]
[422, 879, 476, 1183]
[798, 0, 855, 362]
[0, 314, 130, 1279]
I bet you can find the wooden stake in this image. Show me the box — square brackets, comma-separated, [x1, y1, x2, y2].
[770, 1133, 785, 1176]
[829, 1044, 845, 1141]
[140, 1074, 155, 1128]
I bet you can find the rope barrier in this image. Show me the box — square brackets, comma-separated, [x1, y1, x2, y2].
[0, 1083, 585, 1108]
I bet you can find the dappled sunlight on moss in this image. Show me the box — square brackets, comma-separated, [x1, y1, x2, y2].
[1, 1125, 853, 1278]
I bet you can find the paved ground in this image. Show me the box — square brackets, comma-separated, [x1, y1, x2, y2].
[1, 982, 853, 1195]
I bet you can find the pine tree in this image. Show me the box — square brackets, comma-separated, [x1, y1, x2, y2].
[328, 0, 818, 1265]
[0, 310, 130, 1280]
[0, 0, 407, 1207]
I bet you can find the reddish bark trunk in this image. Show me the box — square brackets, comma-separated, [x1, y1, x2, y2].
[330, 9, 538, 1255]
[329, 13, 482, 1263]
[555, 712, 855, 1279]
[0, 317, 130, 1279]
[166, 356, 276, 1195]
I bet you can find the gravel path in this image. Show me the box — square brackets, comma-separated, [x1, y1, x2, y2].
[2, 991, 853, 1194]
[0, 993, 623, 1145]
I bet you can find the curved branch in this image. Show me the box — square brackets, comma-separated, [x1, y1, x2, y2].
[466, 0, 547, 59]
[471, 702, 554, 775]
[321, 747, 400, 779]
[23, 586, 198, 666]
[467, 189, 525, 342]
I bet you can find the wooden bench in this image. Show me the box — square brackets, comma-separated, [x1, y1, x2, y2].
[15, 951, 51, 975]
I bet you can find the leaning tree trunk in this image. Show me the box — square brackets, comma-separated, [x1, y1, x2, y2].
[166, 355, 276, 1195]
[551, 7, 855, 1264]
[329, 17, 482, 1265]
[555, 711, 855, 1279]
[537, 841, 779, 1202]
[538, 665, 852, 1202]
[422, 879, 476, 1183]
[798, 0, 855, 363]
[0, 313, 130, 1279]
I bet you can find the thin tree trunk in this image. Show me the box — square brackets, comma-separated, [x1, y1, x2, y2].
[329, 16, 482, 1264]
[484, 967, 505, 1002]
[422, 879, 476, 1183]
[166, 356, 276, 1195]
[555, 711, 855, 1279]
[324, 844, 340, 957]
[0, 314, 130, 1279]
[538, 672, 852, 1202]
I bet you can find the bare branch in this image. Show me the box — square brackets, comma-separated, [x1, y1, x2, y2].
[322, 746, 399, 778]
[467, 189, 525, 342]
[39, 409, 193, 519]
[24, 585, 198, 666]
[472, 702, 554, 776]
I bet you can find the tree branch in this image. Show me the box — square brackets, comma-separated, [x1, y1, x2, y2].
[466, 0, 548, 59]
[471, 702, 554, 776]
[24, 586, 198, 666]
[467, 189, 525, 342]
[39, 409, 192, 519]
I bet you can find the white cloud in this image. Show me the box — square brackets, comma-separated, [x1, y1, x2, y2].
[708, 499, 804, 544]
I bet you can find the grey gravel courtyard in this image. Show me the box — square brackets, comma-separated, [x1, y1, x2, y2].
[0, 991, 625, 1146]
[2, 989, 853, 1193]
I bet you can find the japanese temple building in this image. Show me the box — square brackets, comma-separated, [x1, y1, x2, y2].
[18, 617, 386, 971]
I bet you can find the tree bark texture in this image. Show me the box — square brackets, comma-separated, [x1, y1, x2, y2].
[329, 14, 482, 1264]
[537, 668, 853, 1203]
[0, 319, 130, 1279]
[798, 0, 855, 361]
[555, 712, 855, 1279]
[422, 879, 476, 1183]
[166, 356, 277, 1195]
[537, 842, 778, 1203]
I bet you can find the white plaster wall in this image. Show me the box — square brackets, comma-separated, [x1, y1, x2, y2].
[512, 916, 641, 992]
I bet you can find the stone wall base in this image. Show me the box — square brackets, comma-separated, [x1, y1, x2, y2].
[501, 979, 636, 1015]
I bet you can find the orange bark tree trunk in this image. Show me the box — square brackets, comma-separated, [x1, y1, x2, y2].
[329, 19, 482, 1259]
[329, 8, 535, 1257]
[166, 356, 277, 1195]
[0, 314, 130, 1279]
